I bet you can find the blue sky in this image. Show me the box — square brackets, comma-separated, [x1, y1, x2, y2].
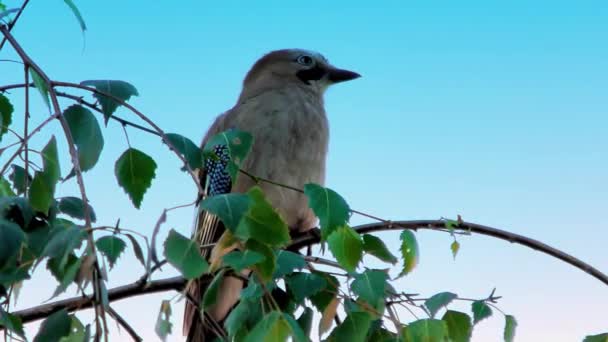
[1, 0, 607, 340]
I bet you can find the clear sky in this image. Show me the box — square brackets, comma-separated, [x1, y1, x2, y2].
[1, 0, 607, 341]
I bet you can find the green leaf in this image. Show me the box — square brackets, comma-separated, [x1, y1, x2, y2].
[303, 183, 350, 239]
[451, 240, 460, 260]
[57, 196, 97, 222]
[63, 0, 87, 33]
[0, 177, 14, 197]
[327, 225, 363, 272]
[9, 165, 31, 195]
[244, 311, 290, 342]
[0, 308, 25, 339]
[245, 239, 276, 281]
[166, 133, 203, 170]
[29, 136, 61, 214]
[295, 307, 313, 339]
[241, 278, 265, 301]
[403, 319, 448, 342]
[225, 299, 262, 337]
[0, 219, 25, 269]
[59, 316, 86, 342]
[202, 269, 226, 309]
[51, 255, 82, 298]
[274, 250, 305, 278]
[351, 269, 388, 309]
[47, 253, 79, 283]
[41, 136, 61, 185]
[425, 292, 458, 318]
[223, 250, 266, 273]
[282, 312, 307, 342]
[163, 229, 208, 279]
[95, 235, 126, 269]
[398, 230, 419, 277]
[504, 315, 517, 342]
[29, 171, 54, 214]
[235, 186, 290, 246]
[115, 148, 157, 209]
[0, 196, 33, 228]
[285, 272, 327, 303]
[204, 129, 253, 181]
[64, 105, 104, 172]
[362, 234, 397, 264]
[199, 192, 250, 231]
[368, 322, 398, 342]
[30, 68, 50, 109]
[34, 309, 71, 342]
[584, 333, 608, 342]
[0, 93, 13, 141]
[471, 301, 492, 324]
[327, 312, 372, 342]
[442, 310, 472, 342]
[26, 226, 52, 258]
[125, 233, 146, 267]
[41, 224, 86, 269]
[0, 265, 30, 287]
[155, 300, 172, 342]
[80, 80, 139, 124]
[310, 273, 339, 312]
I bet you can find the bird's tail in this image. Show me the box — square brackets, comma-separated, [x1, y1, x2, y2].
[183, 279, 222, 342]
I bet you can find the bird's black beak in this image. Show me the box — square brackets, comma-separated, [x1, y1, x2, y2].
[327, 67, 361, 83]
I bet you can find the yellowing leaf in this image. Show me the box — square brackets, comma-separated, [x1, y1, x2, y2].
[319, 296, 339, 336]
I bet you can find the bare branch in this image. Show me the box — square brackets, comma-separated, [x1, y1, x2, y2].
[9, 276, 195, 326]
[5, 216, 608, 329]
[291, 220, 608, 286]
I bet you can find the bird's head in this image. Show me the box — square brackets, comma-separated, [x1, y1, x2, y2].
[241, 49, 360, 98]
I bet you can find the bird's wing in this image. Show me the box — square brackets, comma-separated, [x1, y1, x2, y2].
[183, 112, 232, 340]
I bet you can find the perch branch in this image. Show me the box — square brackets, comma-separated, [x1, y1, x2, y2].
[291, 220, 608, 286]
[8, 217, 608, 328]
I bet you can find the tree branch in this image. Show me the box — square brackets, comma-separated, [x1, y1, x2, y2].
[291, 220, 608, 286]
[10, 276, 197, 325]
[9, 217, 607, 328]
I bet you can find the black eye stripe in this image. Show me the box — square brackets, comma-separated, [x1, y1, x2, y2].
[296, 65, 326, 85]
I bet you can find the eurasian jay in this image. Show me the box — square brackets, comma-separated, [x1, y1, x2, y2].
[184, 48, 360, 341]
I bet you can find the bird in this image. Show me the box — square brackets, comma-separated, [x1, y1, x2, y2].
[183, 48, 360, 341]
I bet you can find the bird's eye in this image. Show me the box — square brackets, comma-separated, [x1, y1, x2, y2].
[296, 55, 314, 66]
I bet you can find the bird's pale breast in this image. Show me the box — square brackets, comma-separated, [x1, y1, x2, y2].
[230, 86, 329, 231]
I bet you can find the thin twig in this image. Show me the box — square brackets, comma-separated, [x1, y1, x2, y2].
[22, 65, 29, 195]
[107, 306, 143, 342]
[56, 91, 160, 136]
[51, 81, 204, 195]
[150, 210, 167, 268]
[304, 256, 343, 269]
[0, 112, 57, 176]
[0, 0, 29, 51]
